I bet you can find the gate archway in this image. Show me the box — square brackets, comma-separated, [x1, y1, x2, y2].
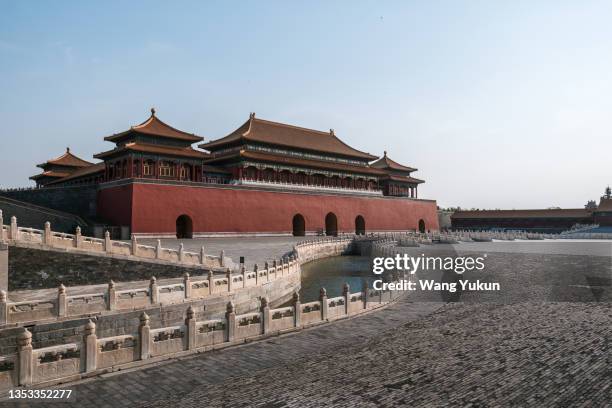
[418, 219, 426, 233]
[325, 212, 338, 236]
[292, 214, 306, 236]
[355, 215, 365, 235]
[176, 215, 193, 239]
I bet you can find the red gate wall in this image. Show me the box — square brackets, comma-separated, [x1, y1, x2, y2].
[97, 182, 439, 236]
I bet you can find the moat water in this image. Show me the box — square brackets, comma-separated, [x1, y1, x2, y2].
[300, 256, 375, 302]
[300, 241, 612, 304]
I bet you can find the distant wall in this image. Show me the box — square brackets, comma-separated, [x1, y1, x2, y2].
[451, 216, 592, 233]
[0, 196, 85, 234]
[438, 210, 453, 230]
[0, 185, 97, 219]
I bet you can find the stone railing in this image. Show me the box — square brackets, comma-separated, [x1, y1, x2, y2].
[237, 179, 384, 196]
[293, 236, 354, 263]
[0, 257, 300, 326]
[353, 230, 563, 247]
[1, 279, 402, 391]
[558, 231, 612, 240]
[0, 212, 224, 269]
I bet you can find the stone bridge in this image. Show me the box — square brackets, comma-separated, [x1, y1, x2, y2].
[0, 234, 400, 394]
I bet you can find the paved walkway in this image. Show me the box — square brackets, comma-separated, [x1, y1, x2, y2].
[145, 301, 612, 408]
[139, 236, 307, 267]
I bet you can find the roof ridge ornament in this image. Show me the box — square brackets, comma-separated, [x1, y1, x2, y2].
[66, 147, 70, 153]
[330, 129, 335, 136]
[249, 112, 256, 119]
[150, 107, 156, 117]
[384, 150, 387, 157]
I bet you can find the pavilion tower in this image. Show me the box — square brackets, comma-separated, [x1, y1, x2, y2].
[370, 151, 423, 198]
[94, 109, 209, 182]
[30, 148, 93, 187]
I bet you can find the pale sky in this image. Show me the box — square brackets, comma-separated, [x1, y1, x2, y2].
[1, 1, 610, 209]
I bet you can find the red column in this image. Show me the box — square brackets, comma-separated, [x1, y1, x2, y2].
[128, 157, 134, 178]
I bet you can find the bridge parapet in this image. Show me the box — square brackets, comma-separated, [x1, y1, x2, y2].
[0, 255, 302, 326]
[1, 277, 404, 392]
[2, 216, 224, 269]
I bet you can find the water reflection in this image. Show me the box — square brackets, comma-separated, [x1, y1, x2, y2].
[300, 256, 376, 302]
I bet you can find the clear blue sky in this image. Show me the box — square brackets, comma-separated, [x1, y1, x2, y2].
[1, 1, 610, 209]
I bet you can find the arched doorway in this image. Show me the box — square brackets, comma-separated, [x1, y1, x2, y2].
[292, 214, 305, 236]
[418, 219, 426, 233]
[355, 215, 365, 235]
[325, 212, 338, 236]
[176, 215, 193, 239]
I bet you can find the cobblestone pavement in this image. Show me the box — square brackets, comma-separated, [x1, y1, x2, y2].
[144, 301, 611, 408]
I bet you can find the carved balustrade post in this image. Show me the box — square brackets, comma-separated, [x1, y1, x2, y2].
[179, 243, 185, 262]
[220, 250, 225, 267]
[241, 266, 247, 288]
[104, 231, 112, 253]
[293, 291, 301, 328]
[226, 302, 235, 342]
[260, 297, 270, 335]
[208, 270, 214, 295]
[10, 217, 17, 241]
[155, 240, 162, 259]
[17, 328, 32, 386]
[343, 283, 350, 316]
[84, 320, 97, 373]
[0, 290, 7, 325]
[320, 288, 328, 321]
[226, 268, 232, 292]
[75, 226, 82, 248]
[184, 273, 191, 299]
[131, 235, 138, 256]
[58, 284, 67, 317]
[43, 222, 52, 246]
[107, 280, 116, 310]
[149, 277, 158, 304]
[185, 306, 196, 351]
[139, 312, 150, 360]
[200, 246, 206, 265]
